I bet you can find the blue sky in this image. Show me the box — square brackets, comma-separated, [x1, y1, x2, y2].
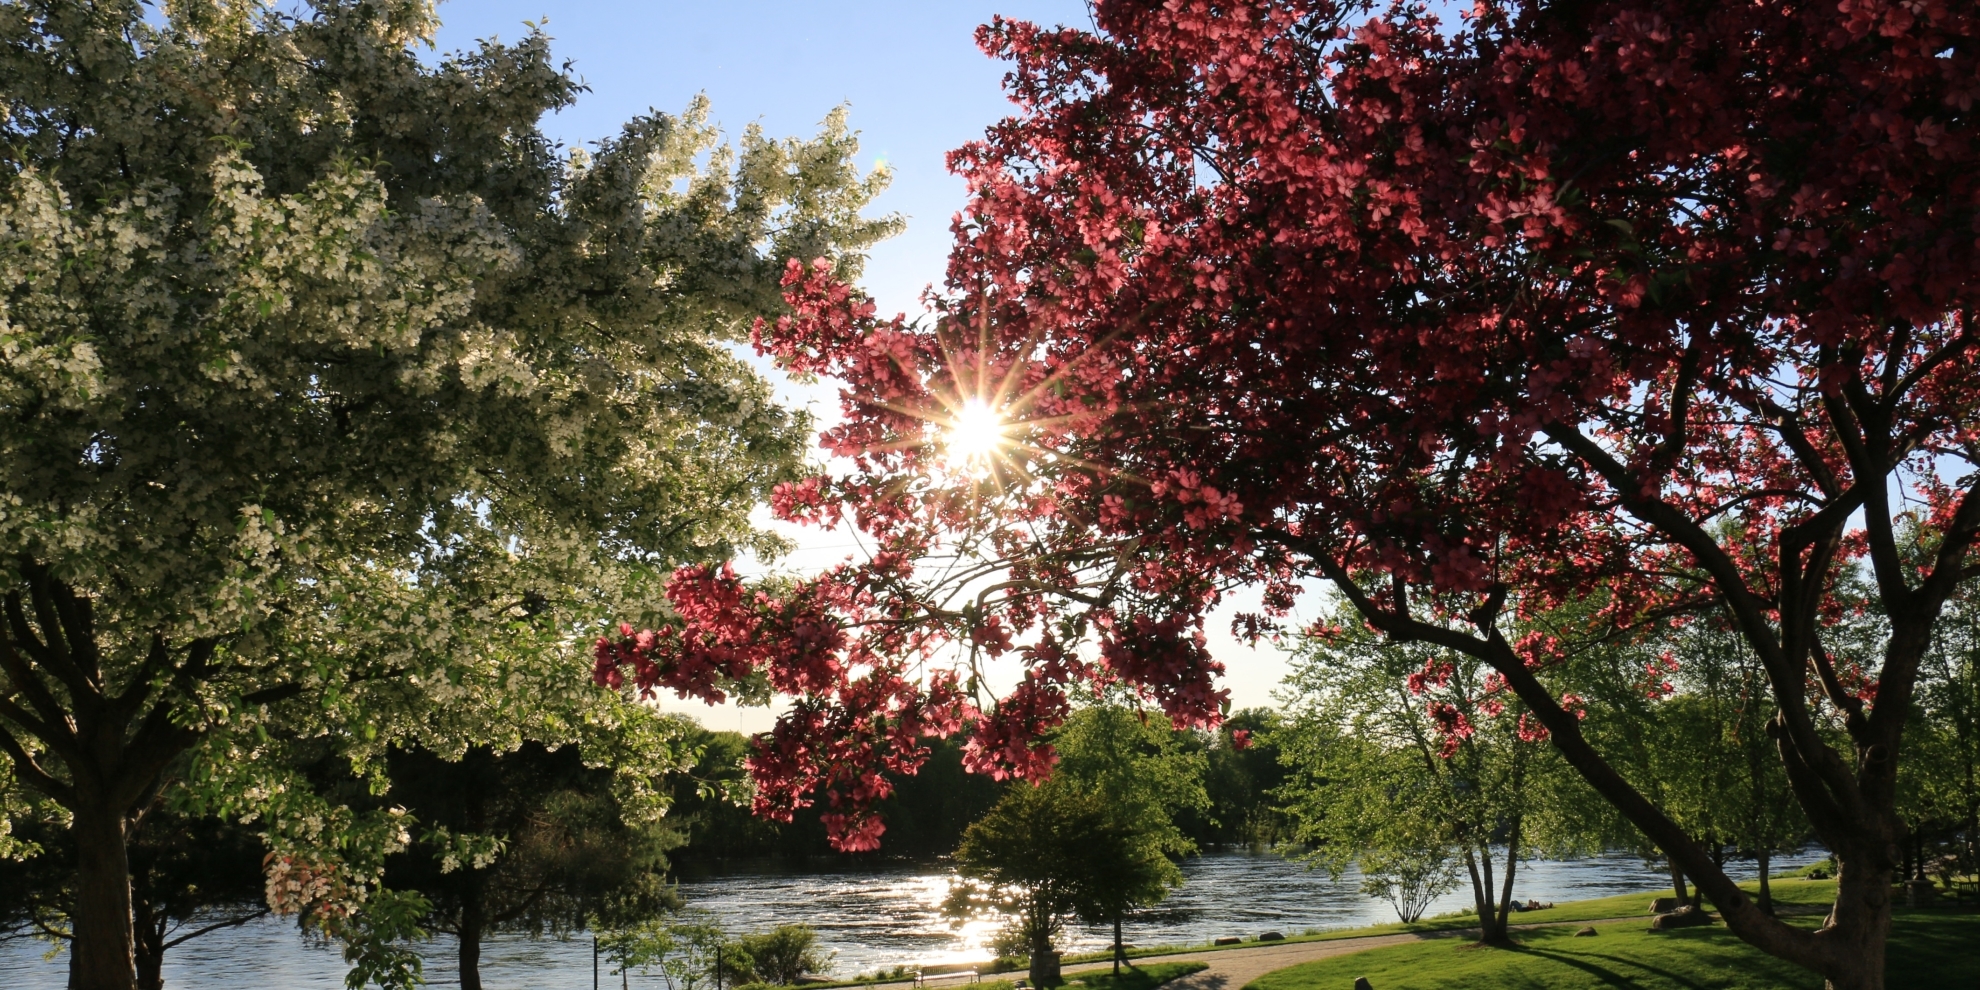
[430, 1, 1295, 727]
[433, 0, 1091, 316]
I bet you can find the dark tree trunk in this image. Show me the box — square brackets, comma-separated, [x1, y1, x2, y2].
[1756, 850, 1774, 917]
[1461, 847, 1489, 929]
[1669, 859, 1690, 909]
[1492, 818, 1522, 942]
[460, 877, 486, 990]
[1027, 930, 1059, 989]
[0, 568, 216, 990]
[1464, 843, 1515, 946]
[70, 802, 137, 990]
[132, 892, 165, 990]
[1817, 848, 1893, 990]
[1111, 916, 1125, 977]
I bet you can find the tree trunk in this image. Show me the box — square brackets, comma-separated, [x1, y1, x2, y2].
[1027, 930, 1059, 989]
[1461, 847, 1489, 926]
[1491, 819, 1521, 943]
[1464, 843, 1515, 945]
[460, 878, 486, 990]
[1756, 850, 1774, 917]
[1668, 859, 1690, 909]
[0, 570, 215, 990]
[1112, 916, 1122, 977]
[1816, 851, 1892, 990]
[132, 894, 164, 990]
[70, 801, 138, 990]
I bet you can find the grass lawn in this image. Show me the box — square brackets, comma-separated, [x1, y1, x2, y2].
[954, 961, 1209, 990]
[1068, 961, 1209, 990]
[1061, 878, 1841, 966]
[1241, 910, 1979, 990]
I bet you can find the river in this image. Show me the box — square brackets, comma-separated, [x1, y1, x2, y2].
[0, 848, 1827, 989]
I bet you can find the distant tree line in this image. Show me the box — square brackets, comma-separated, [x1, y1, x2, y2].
[664, 711, 1287, 866]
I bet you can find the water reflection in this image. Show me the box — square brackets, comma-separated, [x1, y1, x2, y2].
[0, 847, 1827, 989]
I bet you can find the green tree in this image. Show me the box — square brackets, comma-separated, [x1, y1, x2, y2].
[1901, 582, 1980, 890]
[0, 2, 896, 986]
[1176, 710, 1289, 849]
[599, 908, 729, 990]
[940, 702, 1201, 984]
[946, 782, 1170, 988]
[380, 741, 687, 990]
[1051, 704, 1209, 856]
[1278, 619, 1574, 940]
[1047, 704, 1202, 970]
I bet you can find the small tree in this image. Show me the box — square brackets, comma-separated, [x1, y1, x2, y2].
[730, 924, 832, 985]
[1278, 616, 1571, 941]
[1076, 835, 1184, 978]
[1047, 703, 1201, 968]
[600, 909, 728, 990]
[1356, 847, 1459, 925]
[946, 783, 1168, 988]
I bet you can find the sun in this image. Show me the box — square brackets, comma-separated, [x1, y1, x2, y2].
[943, 400, 1007, 475]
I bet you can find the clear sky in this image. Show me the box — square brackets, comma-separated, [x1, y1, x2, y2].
[430, 1, 1298, 730]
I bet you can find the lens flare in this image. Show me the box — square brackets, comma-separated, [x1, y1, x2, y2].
[944, 400, 1006, 474]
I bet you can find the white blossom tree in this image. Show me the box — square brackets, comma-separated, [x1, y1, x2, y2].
[0, 2, 897, 986]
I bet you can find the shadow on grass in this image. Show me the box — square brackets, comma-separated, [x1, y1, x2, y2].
[1068, 961, 1213, 990]
[1519, 947, 1712, 990]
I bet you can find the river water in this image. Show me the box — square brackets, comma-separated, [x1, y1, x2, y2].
[0, 848, 1826, 989]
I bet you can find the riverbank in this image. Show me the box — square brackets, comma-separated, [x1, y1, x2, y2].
[883, 876, 1835, 982]
[842, 877, 1976, 990]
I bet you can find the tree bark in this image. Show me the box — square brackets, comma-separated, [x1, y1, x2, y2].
[1461, 847, 1489, 931]
[1027, 930, 1059, 989]
[132, 890, 164, 990]
[1111, 916, 1122, 977]
[1492, 818, 1521, 942]
[1669, 860, 1691, 909]
[460, 878, 486, 990]
[1756, 850, 1774, 917]
[1817, 850, 1892, 990]
[70, 802, 137, 990]
[1463, 843, 1517, 945]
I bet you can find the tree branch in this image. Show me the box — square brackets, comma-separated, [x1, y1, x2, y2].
[162, 909, 271, 950]
[0, 718, 76, 806]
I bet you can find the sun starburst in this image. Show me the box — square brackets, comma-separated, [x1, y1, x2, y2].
[943, 400, 1007, 476]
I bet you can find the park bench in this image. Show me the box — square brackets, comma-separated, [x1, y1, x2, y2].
[913, 971, 980, 988]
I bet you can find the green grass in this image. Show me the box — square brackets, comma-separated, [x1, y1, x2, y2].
[1059, 878, 1841, 967]
[1066, 961, 1209, 990]
[912, 960, 1206, 990]
[828, 876, 1867, 988]
[1240, 910, 1979, 990]
[1413, 877, 1841, 930]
